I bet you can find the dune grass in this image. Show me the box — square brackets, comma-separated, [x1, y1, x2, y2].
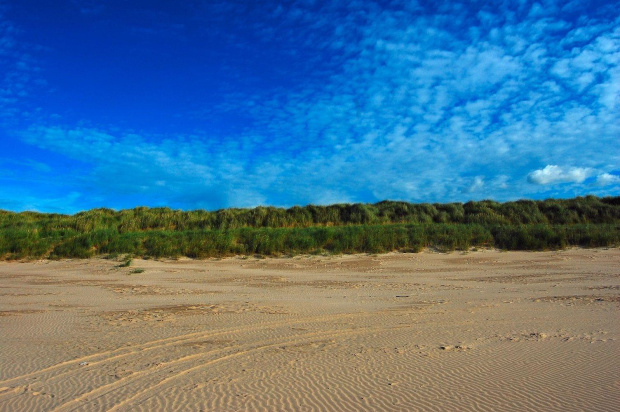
[1, 196, 618, 260]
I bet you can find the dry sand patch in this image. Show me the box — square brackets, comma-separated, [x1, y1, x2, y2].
[0, 248, 618, 411]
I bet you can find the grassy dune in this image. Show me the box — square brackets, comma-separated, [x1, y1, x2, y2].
[1, 196, 619, 259]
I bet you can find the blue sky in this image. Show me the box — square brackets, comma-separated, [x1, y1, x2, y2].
[1, 0, 619, 213]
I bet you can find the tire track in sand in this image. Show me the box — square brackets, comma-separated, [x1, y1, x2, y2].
[102, 325, 389, 412]
[0, 312, 368, 411]
[0, 311, 357, 387]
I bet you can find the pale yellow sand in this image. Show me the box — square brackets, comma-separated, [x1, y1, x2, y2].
[0, 248, 618, 411]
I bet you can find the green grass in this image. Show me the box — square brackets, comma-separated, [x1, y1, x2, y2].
[117, 257, 133, 267]
[1, 196, 618, 260]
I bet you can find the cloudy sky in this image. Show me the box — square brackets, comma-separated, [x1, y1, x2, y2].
[1, 0, 619, 213]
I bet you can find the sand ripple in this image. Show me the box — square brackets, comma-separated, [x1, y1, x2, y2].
[0, 249, 618, 411]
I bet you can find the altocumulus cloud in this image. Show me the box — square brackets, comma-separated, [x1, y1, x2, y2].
[2, 0, 620, 212]
[19, 125, 271, 210]
[213, 0, 620, 204]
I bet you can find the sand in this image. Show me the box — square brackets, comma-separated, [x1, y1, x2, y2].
[0, 248, 618, 411]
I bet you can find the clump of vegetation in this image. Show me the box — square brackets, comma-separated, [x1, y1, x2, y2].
[0, 196, 618, 260]
[117, 257, 133, 267]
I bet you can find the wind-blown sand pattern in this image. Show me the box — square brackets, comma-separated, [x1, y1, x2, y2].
[0, 249, 618, 411]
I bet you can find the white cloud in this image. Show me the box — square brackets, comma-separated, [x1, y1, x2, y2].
[71, 0, 106, 15]
[527, 165, 594, 185]
[595, 173, 620, 186]
[463, 176, 485, 193]
[0, 7, 47, 126]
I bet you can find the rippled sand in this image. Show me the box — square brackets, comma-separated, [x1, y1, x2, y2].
[0, 248, 618, 411]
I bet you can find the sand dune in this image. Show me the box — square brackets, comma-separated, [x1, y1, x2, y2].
[0, 248, 618, 411]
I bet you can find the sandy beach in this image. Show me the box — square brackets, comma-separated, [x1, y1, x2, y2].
[0, 248, 618, 411]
